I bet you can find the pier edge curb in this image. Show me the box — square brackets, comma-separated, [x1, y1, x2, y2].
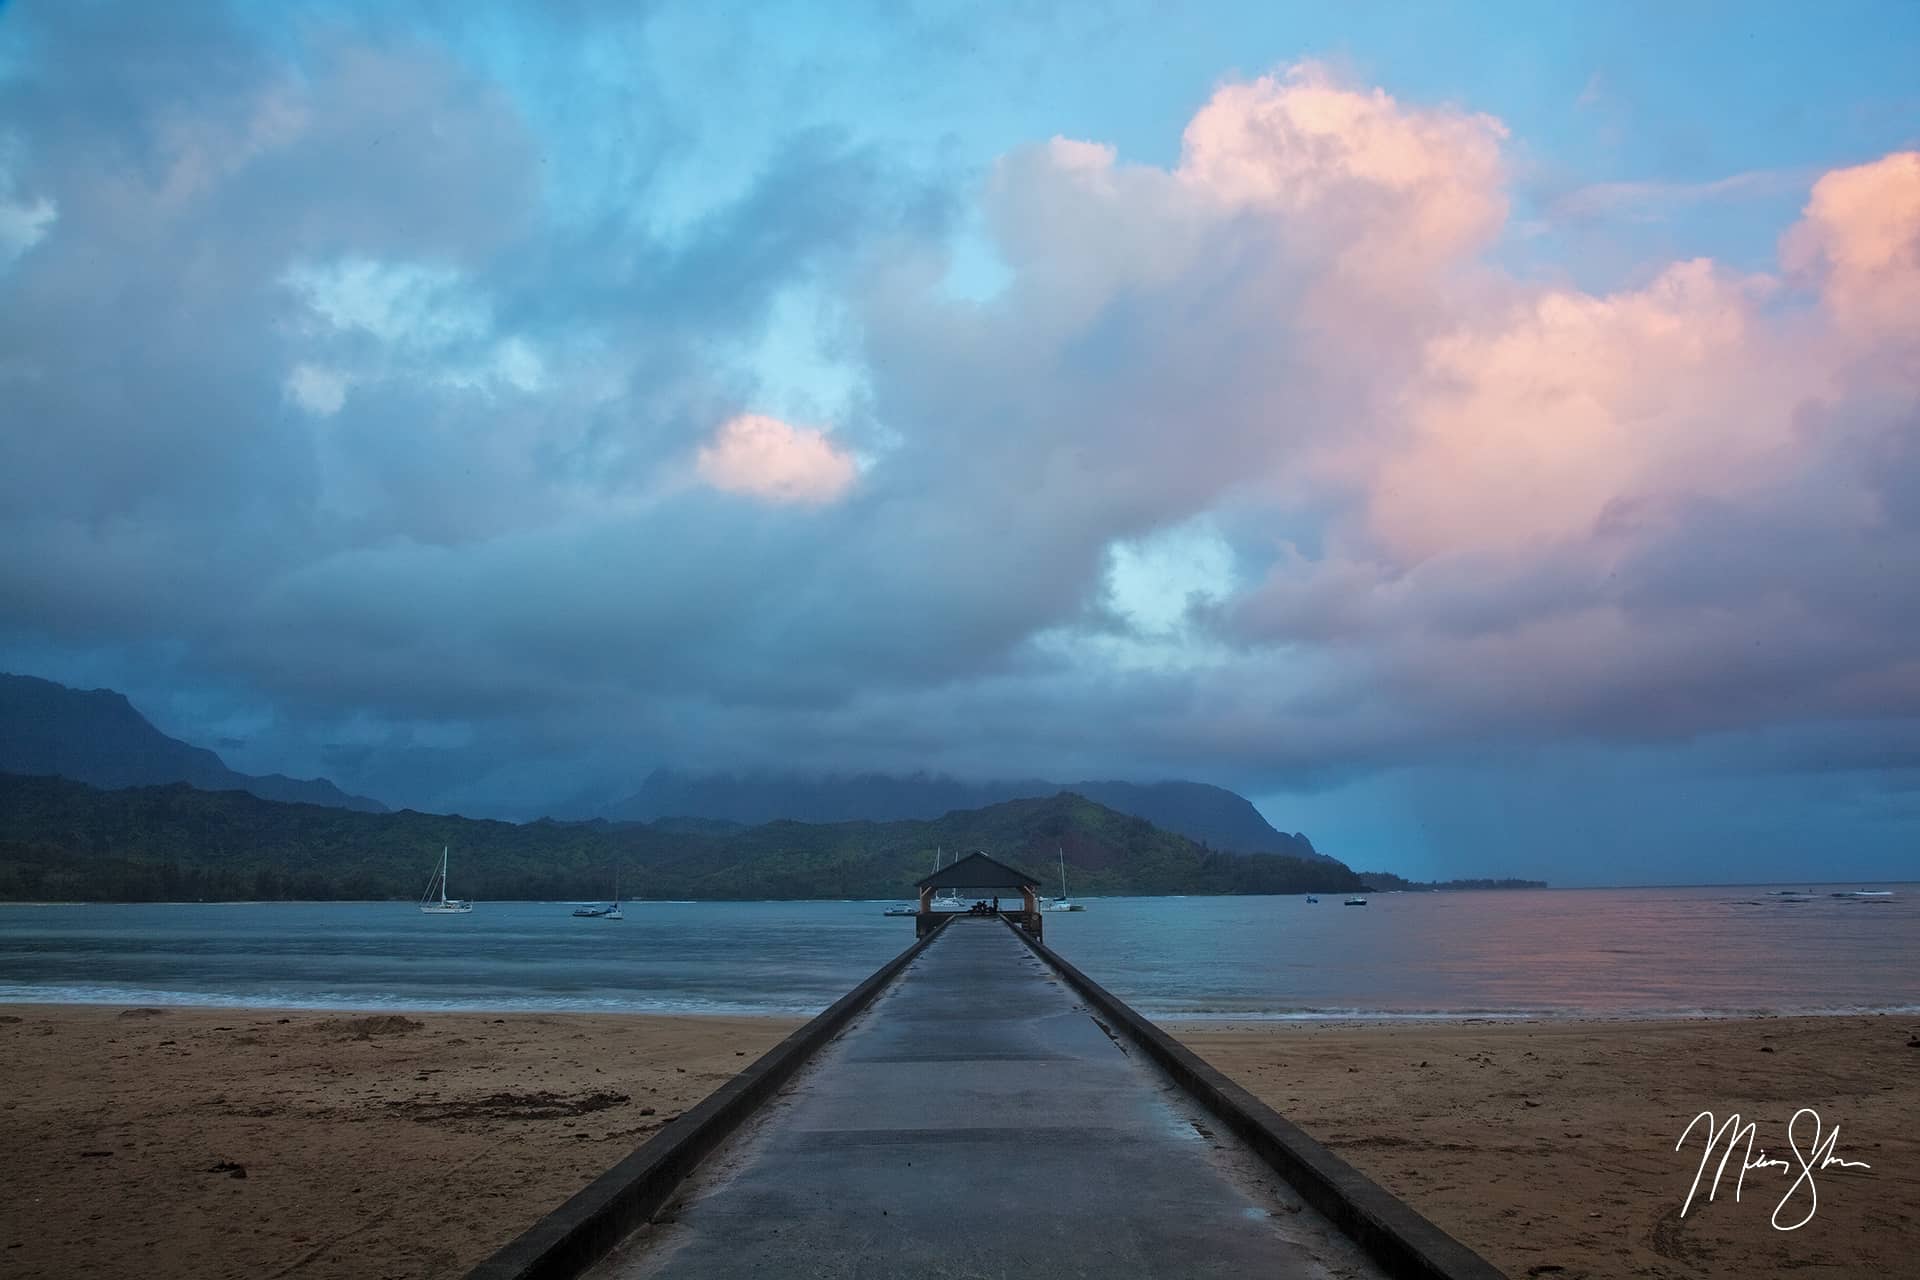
[1008, 918, 1508, 1280]
[465, 916, 951, 1280]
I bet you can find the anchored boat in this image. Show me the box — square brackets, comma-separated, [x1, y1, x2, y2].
[1042, 847, 1085, 912]
[574, 867, 626, 918]
[929, 847, 965, 910]
[418, 846, 473, 914]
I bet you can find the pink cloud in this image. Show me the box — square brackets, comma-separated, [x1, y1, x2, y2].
[1177, 62, 1509, 276]
[696, 413, 858, 506]
[1781, 150, 1920, 341]
[1368, 259, 1802, 560]
[977, 61, 1509, 341]
[1357, 155, 1919, 566]
[863, 63, 1920, 754]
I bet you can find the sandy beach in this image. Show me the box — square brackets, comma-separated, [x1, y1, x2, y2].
[2, 1007, 1913, 1278]
[0, 1005, 800, 1280]
[1184, 1015, 1919, 1279]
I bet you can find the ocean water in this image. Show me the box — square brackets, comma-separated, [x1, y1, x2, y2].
[0, 886, 1912, 1019]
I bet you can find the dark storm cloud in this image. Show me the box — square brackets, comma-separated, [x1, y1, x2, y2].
[0, 2, 957, 748]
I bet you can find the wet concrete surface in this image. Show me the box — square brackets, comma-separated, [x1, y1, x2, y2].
[592, 918, 1386, 1279]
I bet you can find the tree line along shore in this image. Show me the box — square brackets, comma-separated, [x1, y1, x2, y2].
[0, 773, 1542, 902]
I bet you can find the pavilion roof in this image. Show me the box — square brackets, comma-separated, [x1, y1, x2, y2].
[915, 851, 1043, 891]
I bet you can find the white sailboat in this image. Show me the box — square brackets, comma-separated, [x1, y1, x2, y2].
[419, 846, 473, 914]
[1043, 847, 1085, 911]
[930, 846, 963, 911]
[575, 866, 625, 919]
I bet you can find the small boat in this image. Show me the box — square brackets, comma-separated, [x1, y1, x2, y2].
[1343, 896, 1368, 907]
[575, 867, 625, 918]
[1305, 895, 1319, 904]
[1831, 890, 1894, 898]
[882, 903, 918, 917]
[926, 847, 964, 911]
[419, 847, 472, 914]
[1043, 847, 1086, 911]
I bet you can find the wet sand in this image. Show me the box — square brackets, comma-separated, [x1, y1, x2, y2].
[1, 1007, 1913, 1278]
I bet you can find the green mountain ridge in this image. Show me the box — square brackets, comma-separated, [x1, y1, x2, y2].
[0, 673, 387, 813]
[609, 769, 1327, 860]
[0, 773, 1368, 902]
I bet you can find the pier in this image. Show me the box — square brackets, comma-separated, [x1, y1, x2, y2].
[472, 916, 1503, 1280]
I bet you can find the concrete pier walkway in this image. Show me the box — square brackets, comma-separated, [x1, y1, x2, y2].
[591, 918, 1387, 1279]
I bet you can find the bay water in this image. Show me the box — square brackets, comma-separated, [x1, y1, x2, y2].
[0, 885, 1911, 1019]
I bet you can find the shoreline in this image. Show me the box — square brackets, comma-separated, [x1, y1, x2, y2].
[1, 881, 1910, 905]
[3, 1005, 1913, 1277]
[7, 994, 1918, 1022]
[1157, 1005, 1920, 1024]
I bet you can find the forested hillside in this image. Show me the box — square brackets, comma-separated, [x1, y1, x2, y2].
[0, 775, 1366, 901]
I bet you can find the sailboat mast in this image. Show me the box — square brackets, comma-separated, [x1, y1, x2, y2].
[441, 846, 450, 904]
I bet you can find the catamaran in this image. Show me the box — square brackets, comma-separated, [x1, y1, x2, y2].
[419, 846, 472, 914]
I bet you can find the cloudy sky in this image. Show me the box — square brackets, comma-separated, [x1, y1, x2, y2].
[3, 2, 1918, 883]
